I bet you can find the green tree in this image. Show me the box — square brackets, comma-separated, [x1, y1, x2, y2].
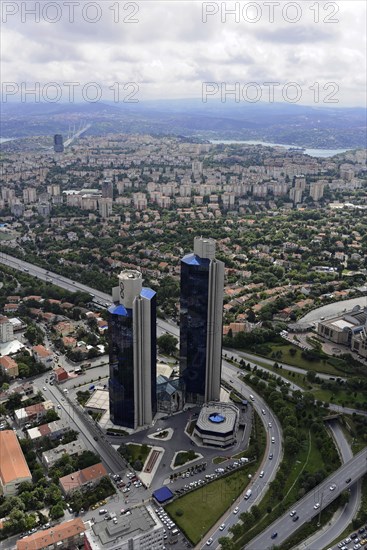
[157, 334, 178, 355]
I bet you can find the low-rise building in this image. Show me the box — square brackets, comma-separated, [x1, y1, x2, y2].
[16, 518, 85, 550]
[317, 305, 367, 346]
[14, 400, 55, 427]
[0, 430, 32, 496]
[53, 366, 68, 383]
[32, 345, 54, 367]
[0, 355, 18, 378]
[26, 419, 69, 444]
[41, 439, 86, 470]
[193, 402, 240, 448]
[84, 504, 164, 550]
[59, 462, 108, 495]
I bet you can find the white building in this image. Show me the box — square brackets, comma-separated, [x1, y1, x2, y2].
[84, 504, 164, 550]
[0, 316, 14, 343]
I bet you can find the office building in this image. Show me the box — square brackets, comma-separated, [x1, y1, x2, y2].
[54, 134, 64, 153]
[108, 270, 157, 429]
[180, 237, 224, 404]
[84, 504, 164, 550]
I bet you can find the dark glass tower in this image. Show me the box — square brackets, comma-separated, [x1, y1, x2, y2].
[180, 237, 224, 404]
[54, 134, 64, 153]
[108, 271, 157, 429]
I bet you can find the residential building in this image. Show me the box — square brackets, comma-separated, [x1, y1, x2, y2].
[32, 344, 54, 367]
[16, 518, 85, 550]
[41, 439, 86, 470]
[0, 316, 14, 343]
[108, 270, 157, 429]
[0, 430, 32, 496]
[0, 355, 18, 378]
[59, 462, 108, 495]
[99, 197, 113, 219]
[180, 237, 224, 404]
[310, 180, 325, 201]
[84, 504, 164, 550]
[14, 400, 55, 427]
[26, 419, 69, 444]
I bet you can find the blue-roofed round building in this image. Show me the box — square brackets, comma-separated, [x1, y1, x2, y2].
[193, 402, 239, 448]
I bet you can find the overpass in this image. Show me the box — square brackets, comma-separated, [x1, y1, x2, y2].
[245, 446, 367, 550]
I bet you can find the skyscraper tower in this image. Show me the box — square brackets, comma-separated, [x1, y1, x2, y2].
[180, 237, 225, 404]
[53, 134, 64, 153]
[108, 270, 157, 429]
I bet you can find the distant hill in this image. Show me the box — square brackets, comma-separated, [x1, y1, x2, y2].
[1, 100, 366, 148]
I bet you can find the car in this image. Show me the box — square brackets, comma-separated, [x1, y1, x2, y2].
[268, 422, 272, 428]
[269, 453, 273, 460]
[233, 507, 239, 514]
[259, 471, 264, 478]
[293, 515, 299, 522]
[94, 436, 98, 441]
[271, 532, 278, 539]
[290, 510, 296, 517]
[346, 478, 352, 483]
[61, 397, 64, 401]
[43, 387, 47, 391]
[206, 539, 213, 546]
[45, 379, 48, 383]
[219, 523, 226, 531]
[262, 409, 266, 415]
[50, 381, 54, 385]
[314, 503, 320, 510]
[354, 544, 361, 550]
[57, 405, 61, 409]
[330, 484, 337, 491]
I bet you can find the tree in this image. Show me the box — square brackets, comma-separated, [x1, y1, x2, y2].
[157, 334, 178, 355]
[49, 503, 65, 520]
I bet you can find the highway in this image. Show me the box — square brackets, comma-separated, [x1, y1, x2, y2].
[297, 420, 361, 550]
[245, 447, 367, 550]
[197, 370, 283, 550]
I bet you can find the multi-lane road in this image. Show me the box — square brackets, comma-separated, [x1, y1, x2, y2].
[246, 447, 367, 550]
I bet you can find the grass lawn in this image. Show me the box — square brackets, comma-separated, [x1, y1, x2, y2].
[127, 443, 151, 464]
[266, 343, 341, 375]
[165, 466, 257, 544]
[313, 388, 366, 408]
[166, 412, 266, 544]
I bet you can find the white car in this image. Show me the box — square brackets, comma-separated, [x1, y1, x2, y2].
[314, 503, 320, 510]
[268, 422, 272, 428]
[289, 510, 296, 517]
[329, 484, 336, 491]
[219, 523, 226, 531]
[43, 387, 47, 391]
[233, 507, 239, 514]
[206, 539, 213, 546]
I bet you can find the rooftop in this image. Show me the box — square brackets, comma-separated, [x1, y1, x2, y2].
[0, 430, 32, 485]
[16, 518, 85, 550]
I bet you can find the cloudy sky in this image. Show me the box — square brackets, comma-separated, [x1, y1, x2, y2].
[1, 0, 366, 106]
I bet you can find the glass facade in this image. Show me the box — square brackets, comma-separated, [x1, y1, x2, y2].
[108, 304, 135, 428]
[180, 254, 210, 403]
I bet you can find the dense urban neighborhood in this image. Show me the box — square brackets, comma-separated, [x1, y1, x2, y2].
[0, 136, 366, 550]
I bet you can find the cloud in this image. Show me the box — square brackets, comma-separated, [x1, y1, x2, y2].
[0, 0, 366, 106]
